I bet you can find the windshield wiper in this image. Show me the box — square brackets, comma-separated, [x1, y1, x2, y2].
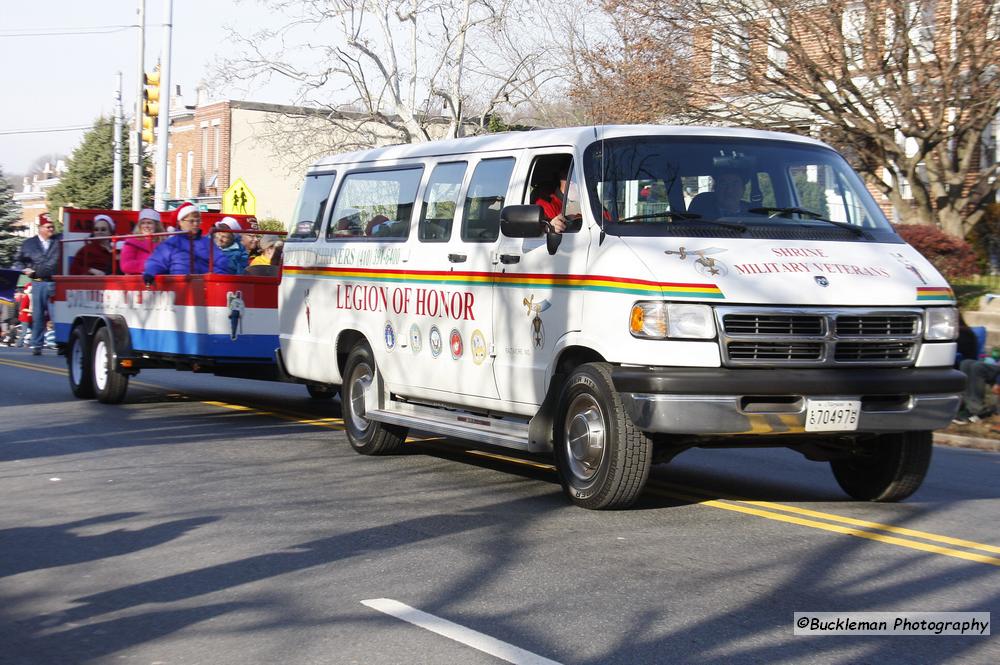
[617, 211, 747, 232]
[617, 211, 701, 223]
[748, 207, 865, 236]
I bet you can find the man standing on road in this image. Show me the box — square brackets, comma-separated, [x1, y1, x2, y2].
[13, 218, 61, 356]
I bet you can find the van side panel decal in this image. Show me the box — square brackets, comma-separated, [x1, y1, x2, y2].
[916, 286, 954, 301]
[283, 266, 725, 299]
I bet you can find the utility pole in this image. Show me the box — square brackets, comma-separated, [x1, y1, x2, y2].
[131, 0, 145, 211]
[154, 0, 173, 211]
[113, 71, 123, 210]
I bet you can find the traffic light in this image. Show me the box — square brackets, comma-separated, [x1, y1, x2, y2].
[142, 66, 160, 144]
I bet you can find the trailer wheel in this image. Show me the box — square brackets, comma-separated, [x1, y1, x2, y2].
[554, 363, 652, 509]
[342, 343, 406, 454]
[830, 431, 932, 502]
[307, 384, 336, 400]
[67, 326, 95, 399]
[91, 327, 129, 404]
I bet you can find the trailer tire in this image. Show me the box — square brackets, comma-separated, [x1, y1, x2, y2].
[67, 326, 95, 399]
[342, 343, 406, 455]
[91, 327, 129, 404]
[830, 431, 932, 502]
[554, 363, 652, 509]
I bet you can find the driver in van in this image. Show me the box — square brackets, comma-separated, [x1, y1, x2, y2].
[688, 168, 753, 218]
[532, 166, 574, 234]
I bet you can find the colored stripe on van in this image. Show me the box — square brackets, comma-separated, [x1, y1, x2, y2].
[916, 286, 954, 301]
[284, 266, 725, 299]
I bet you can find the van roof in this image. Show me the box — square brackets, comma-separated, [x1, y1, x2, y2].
[308, 124, 831, 170]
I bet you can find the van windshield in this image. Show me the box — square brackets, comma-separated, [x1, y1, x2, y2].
[583, 136, 897, 240]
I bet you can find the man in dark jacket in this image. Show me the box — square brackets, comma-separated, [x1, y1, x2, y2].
[13, 218, 61, 355]
[142, 203, 233, 282]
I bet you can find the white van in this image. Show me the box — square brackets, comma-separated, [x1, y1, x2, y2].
[278, 125, 964, 509]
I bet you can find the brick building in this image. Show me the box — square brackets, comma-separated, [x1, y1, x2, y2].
[12, 160, 66, 236]
[685, 0, 1000, 226]
[159, 92, 421, 223]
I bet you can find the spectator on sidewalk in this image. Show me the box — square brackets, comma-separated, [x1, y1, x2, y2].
[13, 218, 61, 355]
[954, 357, 1000, 424]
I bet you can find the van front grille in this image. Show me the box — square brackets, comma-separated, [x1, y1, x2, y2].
[717, 307, 922, 367]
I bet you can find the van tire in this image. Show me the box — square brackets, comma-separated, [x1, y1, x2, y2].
[554, 363, 652, 509]
[342, 343, 407, 455]
[91, 327, 129, 404]
[67, 326, 96, 399]
[830, 431, 932, 502]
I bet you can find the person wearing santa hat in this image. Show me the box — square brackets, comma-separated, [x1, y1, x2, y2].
[142, 203, 233, 284]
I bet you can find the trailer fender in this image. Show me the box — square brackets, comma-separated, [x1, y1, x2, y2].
[73, 315, 136, 374]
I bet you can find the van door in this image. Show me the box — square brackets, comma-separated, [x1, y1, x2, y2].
[492, 150, 589, 410]
[399, 156, 516, 403]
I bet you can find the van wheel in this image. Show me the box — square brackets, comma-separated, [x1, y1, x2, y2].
[91, 327, 129, 404]
[342, 343, 406, 454]
[830, 431, 932, 502]
[307, 384, 336, 399]
[554, 363, 652, 509]
[67, 326, 95, 399]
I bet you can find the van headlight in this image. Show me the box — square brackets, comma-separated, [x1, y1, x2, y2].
[629, 302, 716, 339]
[924, 307, 958, 341]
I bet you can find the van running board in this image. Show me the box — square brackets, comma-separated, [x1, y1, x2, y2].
[367, 400, 532, 451]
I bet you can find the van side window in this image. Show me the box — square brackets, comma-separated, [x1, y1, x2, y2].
[326, 167, 423, 241]
[461, 157, 515, 243]
[419, 162, 466, 243]
[287, 172, 335, 242]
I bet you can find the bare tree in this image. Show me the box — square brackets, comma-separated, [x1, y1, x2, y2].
[582, 0, 1000, 237]
[215, 0, 556, 168]
[565, 1, 692, 124]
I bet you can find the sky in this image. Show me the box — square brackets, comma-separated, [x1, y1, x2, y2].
[0, 0, 293, 177]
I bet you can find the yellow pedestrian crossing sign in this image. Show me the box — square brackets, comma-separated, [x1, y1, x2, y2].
[223, 178, 256, 215]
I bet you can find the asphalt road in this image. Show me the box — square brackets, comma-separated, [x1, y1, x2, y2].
[1, 347, 997, 665]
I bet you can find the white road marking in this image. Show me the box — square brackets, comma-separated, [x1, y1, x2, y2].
[361, 598, 563, 665]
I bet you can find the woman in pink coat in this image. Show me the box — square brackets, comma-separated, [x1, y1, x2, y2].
[120, 209, 164, 275]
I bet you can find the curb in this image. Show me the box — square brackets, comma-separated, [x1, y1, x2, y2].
[933, 432, 1000, 452]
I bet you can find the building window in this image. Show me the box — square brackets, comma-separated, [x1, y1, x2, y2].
[711, 24, 749, 84]
[186, 150, 194, 197]
[175, 153, 182, 198]
[767, 17, 788, 78]
[201, 127, 209, 176]
[842, 2, 866, 70]
[907, 0, 936, 61]
[213, 126, 220, 173]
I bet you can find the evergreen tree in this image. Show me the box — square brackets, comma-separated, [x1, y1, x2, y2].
[0, 166, 22, 268]
[47, 116, 150, 212]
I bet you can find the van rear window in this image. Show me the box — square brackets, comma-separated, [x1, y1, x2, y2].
[287, 172, 336, 242]
[327, 168, 423, 241]
[419, 162, 467, 242]
[461, 158, 515, 243]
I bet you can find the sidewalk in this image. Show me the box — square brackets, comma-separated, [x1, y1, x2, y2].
[934, 432, 1000, 452]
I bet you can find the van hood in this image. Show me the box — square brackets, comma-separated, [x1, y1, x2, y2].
[619, 237, 953, 306]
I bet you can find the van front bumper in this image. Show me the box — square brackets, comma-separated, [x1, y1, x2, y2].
[613, 367, 965, 435]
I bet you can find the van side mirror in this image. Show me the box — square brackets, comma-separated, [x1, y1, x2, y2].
[500, 205, 544, 238]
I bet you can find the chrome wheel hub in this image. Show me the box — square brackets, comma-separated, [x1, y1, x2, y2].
[348, 363, 373, 433]
[565, 394, 606, 481]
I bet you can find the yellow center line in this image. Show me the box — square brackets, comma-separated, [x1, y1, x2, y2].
[5, 355, 998, 566]
[0, 357, 68, 377]
[659, 481, 1000, 556]
[646, 485, 1000, 567]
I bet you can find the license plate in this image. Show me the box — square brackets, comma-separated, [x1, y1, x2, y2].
[804, 400, 861, 432]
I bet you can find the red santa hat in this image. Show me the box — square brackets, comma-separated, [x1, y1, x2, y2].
[175, 202, 198, 221]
